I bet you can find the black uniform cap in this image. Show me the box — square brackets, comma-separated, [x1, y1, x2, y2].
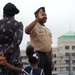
[3, 2, 19, 17]
[34, 7, 45, 18]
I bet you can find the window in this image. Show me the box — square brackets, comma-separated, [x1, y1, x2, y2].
[65, 60, 69, 64]
[65, 53, 69, 56]
[65, 46, 69, 49]
[54, 61, 57, 64]
[72, 46, 75, 50]
[73, 67, 75, 70]
[72, 53, 75, 56]
[54, 67, 57, 71]
[21, 56, 28, 59]
[66, 67, 69, 71]
[72, 60, 75, 64]
[54, 54, 56, 58]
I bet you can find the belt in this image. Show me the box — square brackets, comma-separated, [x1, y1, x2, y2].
[36, 51, 50, 55]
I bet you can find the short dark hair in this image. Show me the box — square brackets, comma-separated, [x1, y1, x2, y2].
[3, 2, 19, 17]
[26, 44, 34, 57]
[26, 44, 40, 64]
[34, 7, 45, 18]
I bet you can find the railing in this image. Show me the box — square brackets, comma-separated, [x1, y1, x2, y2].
[52, 71, 75, 75]
[53, 53, 75, 75]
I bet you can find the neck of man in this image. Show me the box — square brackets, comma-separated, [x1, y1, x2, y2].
[39, 22, 45, 26]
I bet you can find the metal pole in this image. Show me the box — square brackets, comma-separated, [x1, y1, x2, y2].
[69, 53, 72, 75]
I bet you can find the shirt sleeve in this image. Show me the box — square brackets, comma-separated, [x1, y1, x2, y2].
[4, 22, 23, 55]
[30, 28, 37, 37]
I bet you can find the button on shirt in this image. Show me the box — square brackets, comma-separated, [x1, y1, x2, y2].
[30, 23, 52, 52]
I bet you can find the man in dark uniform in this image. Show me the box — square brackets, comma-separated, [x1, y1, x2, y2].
[25, 7, 54, 75]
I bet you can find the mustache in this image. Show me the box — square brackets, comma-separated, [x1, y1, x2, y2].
[43, 17, 47, 19]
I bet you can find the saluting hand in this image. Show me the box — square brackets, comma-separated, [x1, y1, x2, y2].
[38, 9, 46, 20]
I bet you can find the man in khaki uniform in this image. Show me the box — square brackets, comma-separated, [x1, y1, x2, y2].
[25, 7, 54, 75]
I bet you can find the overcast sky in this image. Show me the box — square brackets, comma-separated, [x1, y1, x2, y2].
[0, 0, 75, 50]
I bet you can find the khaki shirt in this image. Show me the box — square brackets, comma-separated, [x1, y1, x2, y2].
[30, 22, 52, 52]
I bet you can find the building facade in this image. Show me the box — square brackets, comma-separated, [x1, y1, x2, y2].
[20, 50, 29, 67]
[53, 31, 75, 74]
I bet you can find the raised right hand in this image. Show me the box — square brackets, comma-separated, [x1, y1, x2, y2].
[37, 9, 46, 20]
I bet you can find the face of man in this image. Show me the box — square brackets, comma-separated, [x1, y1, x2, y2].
[38, 9, 47, 24]
[41, 12, 47, 23]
